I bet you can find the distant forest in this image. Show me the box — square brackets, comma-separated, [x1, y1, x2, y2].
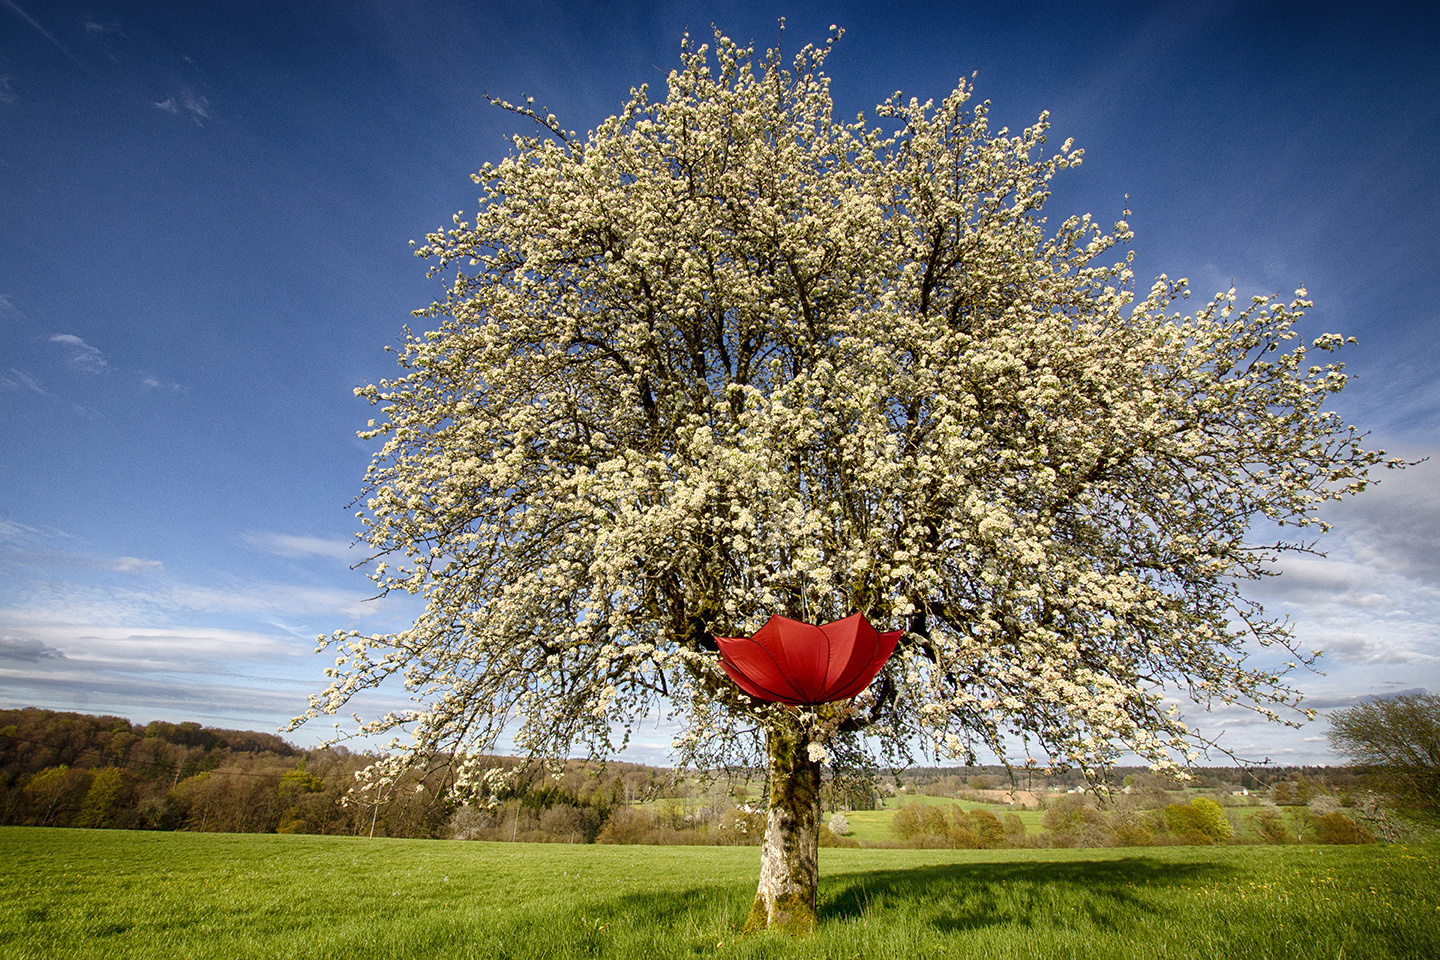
[1, 707, 677, 840]
[1, 707, 1367, 843]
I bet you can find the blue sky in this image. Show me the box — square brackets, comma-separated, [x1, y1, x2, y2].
[2, 0, 1437, 766]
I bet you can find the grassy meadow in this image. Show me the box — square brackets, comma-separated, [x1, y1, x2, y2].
[3, 827, 1438, 960]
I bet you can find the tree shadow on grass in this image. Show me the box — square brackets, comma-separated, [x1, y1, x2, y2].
[821, 856, 1236, 934]
[502, 855, 1235, 945]
[490, 882, 754, 958]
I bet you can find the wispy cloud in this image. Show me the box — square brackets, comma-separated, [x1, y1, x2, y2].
[83, 21, 123, 37]
[48, 333, 109, 372]
[140, 375, 185, 392]
[112, 556, 164, 573]
[0, 75, 14, 105]
[154, 88, 210, 123]
[5, 621, 304, 665]
[1233, 446, 1440, 757]
[0, 548, 163, 574]
[1, 368, 45, 394]
[0, 586, 418, 741]
[0, 516, 418, 738]
[0, 519, 162, 574]
[1302, 687, 1429, 711]
[181, 90, 209, 119]
[3, 571, 394, 635]
[0, 518, 52, 546]
[243, 530, 357, 561]
[2, 0, 85, 69]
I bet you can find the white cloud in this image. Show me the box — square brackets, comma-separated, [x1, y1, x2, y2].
[243, 530, 356, 561]
[0, 616, 417, 744]
[3, 578, 378, 630]
[181, 91, 209, 119]
[1226, 444, 1440, 741]
[0, 539, 163, 575]
[8, 622, 302, 665]
[1302, 687, 1429, 710]
[140, 375, 185, 391]
[0, 576, 421, 743]
[0, 518, 49, 546]
[48, 333, 109, 372]
[112, 556, 164, 573]
[1, 368, 45, 394]
[154, 88, 210, 123]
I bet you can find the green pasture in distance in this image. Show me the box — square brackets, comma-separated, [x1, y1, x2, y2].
[3, 827, 1437, 960]
[844, 795, 1046, 842]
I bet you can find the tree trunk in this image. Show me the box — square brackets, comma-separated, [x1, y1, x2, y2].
[745, 720, 821, 934]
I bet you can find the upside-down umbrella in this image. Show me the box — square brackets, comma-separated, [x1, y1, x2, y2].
[713, 612, 902, 706]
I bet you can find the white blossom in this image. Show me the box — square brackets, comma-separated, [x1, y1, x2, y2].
[293, 29, 1395, 785]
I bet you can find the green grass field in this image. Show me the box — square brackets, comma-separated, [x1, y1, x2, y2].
[2, 827, 1437, 959]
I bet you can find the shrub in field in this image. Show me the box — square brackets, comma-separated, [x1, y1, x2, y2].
[889, 801, 1009, 848]
[1110, 821, 1155, 846]
[1002, 812, 1027, 841]
[1041, 795, 1110, 845]
[591, 804, 761, 846]
[912, 805, 945, 838]
[1285, 807, 1317, 843]
[818, 823, 859, 848]
[1039, 796, 1085, 833]
[945, 821, 982, 849]
[1247, 807, 1294, 844]
[596, 807, 656, 845]
[890, 803, 923, 840]
[1109, 809, 1156, 847]
[1313, 811, 1374, 845]
[1164, 797, 1232, 843]
[539, 803, 602, 843]
[968, 809, 1006, 847]
[445, 803, 492, 840]
[827, 812, 849, 836]
[718, 805, 766, 841]
[1350, 793, 1428, 844]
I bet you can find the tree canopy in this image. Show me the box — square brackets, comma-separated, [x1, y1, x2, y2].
[298, 28, 1390, 789]
[1328, 693, 1440, 816]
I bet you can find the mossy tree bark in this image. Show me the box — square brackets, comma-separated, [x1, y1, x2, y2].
[745, 718, 821, 934]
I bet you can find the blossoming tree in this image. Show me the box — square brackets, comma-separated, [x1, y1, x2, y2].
[297, 29, 1392, 932]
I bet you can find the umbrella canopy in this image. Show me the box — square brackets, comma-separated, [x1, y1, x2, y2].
[714, 612, 902, 706]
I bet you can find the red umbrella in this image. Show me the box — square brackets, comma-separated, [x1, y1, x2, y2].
[714, 612, 902, 705]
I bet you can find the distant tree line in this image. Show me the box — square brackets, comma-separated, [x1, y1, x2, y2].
[885, 780, 1388, 850]
[892, 763, 1366, 797]
[0, 708, 683, 839]
[1, 708, 1422, 846]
